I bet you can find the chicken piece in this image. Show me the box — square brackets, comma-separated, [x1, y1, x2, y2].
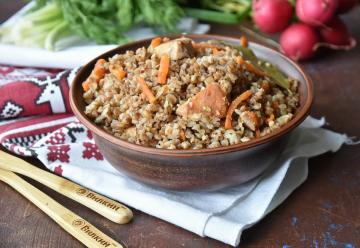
[240, 111, 259, 131]
[154, 38, 195, 60]
[176, 83, 228, 118]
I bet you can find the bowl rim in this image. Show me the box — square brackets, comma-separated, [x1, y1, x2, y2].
[70, 34, 313, 157]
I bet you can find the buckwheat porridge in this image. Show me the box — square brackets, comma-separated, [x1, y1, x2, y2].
[82, 37, 299, 149]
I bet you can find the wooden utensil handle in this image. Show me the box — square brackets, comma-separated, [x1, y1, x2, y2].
[0, 169, 124, 248]
[63, 182, 133, 224]
[0, 151, 132, 224]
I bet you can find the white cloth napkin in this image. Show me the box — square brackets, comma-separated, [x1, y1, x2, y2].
[21, 116, 347, 246]
[0, 2, 210, 69]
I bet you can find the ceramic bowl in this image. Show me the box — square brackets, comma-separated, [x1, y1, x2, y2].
[70, 34, 313, 191]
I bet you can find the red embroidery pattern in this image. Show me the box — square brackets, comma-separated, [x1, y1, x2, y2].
[47, 145, 70, 163]
[87, 130, 93, 140]
[46, 129, 65, 145]
[82, 142, 103, 160]
[54, 165, 63, 175]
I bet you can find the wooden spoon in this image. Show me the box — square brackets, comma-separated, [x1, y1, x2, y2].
[0, 169, 125, 247]
[0, 151, 132, 224]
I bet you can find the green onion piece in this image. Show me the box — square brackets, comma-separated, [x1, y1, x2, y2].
[184, 8, 240, 24]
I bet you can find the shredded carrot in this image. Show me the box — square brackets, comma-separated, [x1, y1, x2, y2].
[111, 67, 126, 81]
[82, 79, 91, 91]
[92, 59, 106, 81]
[82, 59, 106, 91]
[192, 42, 221, 51]
[95, 58, 106, 67]
[151, 37, 162, 48]
[247, 64, 266, 76]
[212, 47, 220, 55]
[236, 56, 266, 77]
[240, 36, 248, 47]
[224, 90, 252, 130]
[246, 111, 259, 129]
[137, 77, 156, 104]
[248, 111, 258, 123]
[158, 54, 170, 84]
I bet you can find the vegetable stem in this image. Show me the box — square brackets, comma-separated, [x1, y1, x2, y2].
[184, 8, 240, 24]
[45, 20, 70, 51]
[25, 2, 62, 23]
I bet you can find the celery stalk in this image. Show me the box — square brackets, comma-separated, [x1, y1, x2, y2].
[0, 2, 72, 51]
[24, 3, 62, 23]
[45, 21, 71, 51]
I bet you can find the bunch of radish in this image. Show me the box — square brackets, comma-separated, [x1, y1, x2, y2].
[252, 0, 358, 61]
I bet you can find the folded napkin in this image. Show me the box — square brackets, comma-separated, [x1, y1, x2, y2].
[0, 105, 351, 246]
[0, 2, 210, 69]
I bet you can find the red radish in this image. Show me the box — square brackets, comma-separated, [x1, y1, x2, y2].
[337, 0, 358, 14]
[252, 0, 293, 34]
[280, 23, 320, 60]
[318, 16, 357, 49]
[296, 0, 338, 26]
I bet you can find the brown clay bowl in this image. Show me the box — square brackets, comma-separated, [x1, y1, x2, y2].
[70, 34, 313, 191]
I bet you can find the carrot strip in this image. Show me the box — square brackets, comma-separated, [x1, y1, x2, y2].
[95, 58, 106, 67]
[111, 67, 127, 81]
[82, 79, 91, 91]
[158, 54, 170, 84]
[93, 71, 105, 81]
[224, 90, 252, 130]
[92, 58, 106, 80]
[82, 59, 106, 91]
[246, 111, 259, 131]
[236, 56, 266, 77]
[151, 37, 162, 48]
[137, 77, 156, 104]
[192, 42, 221, 51]
[212, 47, 220, 55]
[247, 111, 259, 127]
[240, 36, 248, 47]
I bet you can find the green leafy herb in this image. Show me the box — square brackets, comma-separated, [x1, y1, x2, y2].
[136, 0, 183, 32]
[1, 0, 257, 51]
[214, 40, 290, 89]
[0, 0, 184, 50]
[260, 63, 290, 90]
[58, 0, 183, 43]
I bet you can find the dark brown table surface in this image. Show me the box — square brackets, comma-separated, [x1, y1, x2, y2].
[1, 2, 359, 248]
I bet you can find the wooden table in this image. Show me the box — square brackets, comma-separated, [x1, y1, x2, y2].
[1, 2, 359, 247]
